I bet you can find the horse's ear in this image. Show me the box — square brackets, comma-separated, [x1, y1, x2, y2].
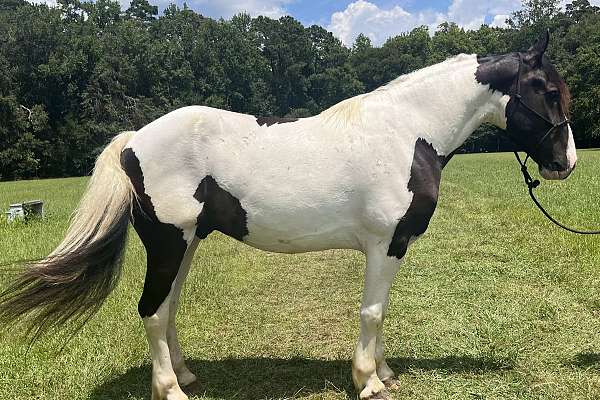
[525, 30, 550, 67]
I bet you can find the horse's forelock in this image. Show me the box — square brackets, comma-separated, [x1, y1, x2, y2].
[542, 58, 571, 117]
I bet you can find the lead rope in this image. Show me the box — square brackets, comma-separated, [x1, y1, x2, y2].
[508, 52, 600, 235]
[514, 152, 600, 235]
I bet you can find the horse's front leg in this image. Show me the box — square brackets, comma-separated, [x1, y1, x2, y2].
[353, 246, 401, 399]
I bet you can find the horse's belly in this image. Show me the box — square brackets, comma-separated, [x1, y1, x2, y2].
[242, 209, 362, 253]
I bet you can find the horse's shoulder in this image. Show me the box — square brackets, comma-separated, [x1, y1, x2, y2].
[409, 138, 445, 197]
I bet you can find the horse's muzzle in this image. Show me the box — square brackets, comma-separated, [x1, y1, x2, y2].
[539, 163, 575, 180]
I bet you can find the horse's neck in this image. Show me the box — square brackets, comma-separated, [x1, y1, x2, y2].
[367, 54, 508, 155]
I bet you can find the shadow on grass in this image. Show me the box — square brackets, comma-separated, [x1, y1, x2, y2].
[568, 352, 600, 369]
[89, 355, 513, 400]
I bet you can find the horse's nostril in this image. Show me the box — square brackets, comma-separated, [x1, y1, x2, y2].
[548, 161, 565, 171]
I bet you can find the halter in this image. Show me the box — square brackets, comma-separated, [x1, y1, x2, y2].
[509, 53, 600, 235]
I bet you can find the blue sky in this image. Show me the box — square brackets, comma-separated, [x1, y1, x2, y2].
[33, 0, 600, 46]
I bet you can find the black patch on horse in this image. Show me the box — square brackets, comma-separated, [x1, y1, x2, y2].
[120, 148, 188, 318]
[256, 116, 298, 127]
[193, 176, 249, 241]
[387, 139, 443, 259]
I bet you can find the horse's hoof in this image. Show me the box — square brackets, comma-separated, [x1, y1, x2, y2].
[383, 378, 400, 391]
[359, 377, 390, 399]
[181, 380, 201, 396]
[369, 389, 391, 399]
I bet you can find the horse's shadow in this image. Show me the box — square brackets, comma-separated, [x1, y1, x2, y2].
[568, 352, 600, 369]
[89, 355, 513, 399]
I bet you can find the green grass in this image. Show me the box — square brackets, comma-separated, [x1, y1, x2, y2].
[1, 151, 600, 400]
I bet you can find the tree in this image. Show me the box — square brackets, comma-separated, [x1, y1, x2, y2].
[431, 22, 476, 62]
[0, 98, 48, 180]
[565, 0, 600, 23]
[0, 0, 25, 11]
[126, 0, 157, 22]
[2, 0, 600, 180]
[506, 0, 562, 50]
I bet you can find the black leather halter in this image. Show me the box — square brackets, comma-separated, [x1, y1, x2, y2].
[509, 53, 600, 235]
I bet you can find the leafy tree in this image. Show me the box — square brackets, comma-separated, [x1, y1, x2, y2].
[0, 98, 48, 180]
[126, 0, 157, 22]
[430, 22, 476, 62]
[1, 0, 599, 179]
[506, 0, 562, 50]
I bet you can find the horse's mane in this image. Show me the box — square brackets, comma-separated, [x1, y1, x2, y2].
[319, 94, 367, 126]
[320, 54, 475, 127]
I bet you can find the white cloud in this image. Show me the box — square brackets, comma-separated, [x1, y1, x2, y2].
[327, 0, 594, 46]
[328, 0, 445, 46]
[490, 14, 510, 28]
[446, 0, 521, 30]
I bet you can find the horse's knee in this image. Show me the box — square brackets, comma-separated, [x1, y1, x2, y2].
[360, 304, 383, 327]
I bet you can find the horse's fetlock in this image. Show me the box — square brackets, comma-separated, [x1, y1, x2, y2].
[152, 375, 187, 400]
[353, 364, 376, 380]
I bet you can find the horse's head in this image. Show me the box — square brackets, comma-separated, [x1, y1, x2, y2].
[478, 31, 576, 180]
[506, 32, 576, 180]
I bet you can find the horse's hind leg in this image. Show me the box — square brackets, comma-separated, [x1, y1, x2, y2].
[167, 238, 200, 389]
[133, 214, 197, 400]
[121, 147, 201, 399]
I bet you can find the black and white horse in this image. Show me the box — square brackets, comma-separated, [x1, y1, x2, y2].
[0, 32, 576, 400]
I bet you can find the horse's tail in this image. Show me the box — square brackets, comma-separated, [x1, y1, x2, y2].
[0, 131, 136, 337]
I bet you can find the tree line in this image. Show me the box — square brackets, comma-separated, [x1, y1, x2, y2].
[1, 0, 599, 180]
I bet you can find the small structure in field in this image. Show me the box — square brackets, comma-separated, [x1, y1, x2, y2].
[5, 200, 44, 223]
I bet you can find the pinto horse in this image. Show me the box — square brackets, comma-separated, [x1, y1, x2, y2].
[0, 32, 576, 400]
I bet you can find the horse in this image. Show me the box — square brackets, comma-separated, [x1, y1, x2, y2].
[0, 31, 576, 400]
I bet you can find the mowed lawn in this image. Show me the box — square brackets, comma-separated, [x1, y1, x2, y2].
[1, 151, 600, 400]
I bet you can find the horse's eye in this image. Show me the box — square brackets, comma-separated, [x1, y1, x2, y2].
[546, 90, 560, 102]
[532, 78, 546, 89]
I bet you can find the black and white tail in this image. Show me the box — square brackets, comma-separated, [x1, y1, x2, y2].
[0, 131, 135, 336]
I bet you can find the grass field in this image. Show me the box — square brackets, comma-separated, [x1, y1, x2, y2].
[1, 151, 600, 400]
